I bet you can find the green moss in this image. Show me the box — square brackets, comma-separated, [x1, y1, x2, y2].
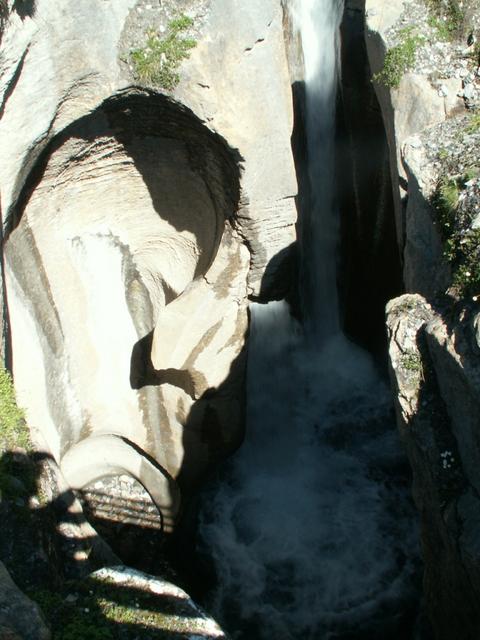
[0, 368, 34, 501]
[373, 27, 424, 89]
[130, 15, 196, 90]
[0, 367, 28, 451]
[400, 351, 423, 374]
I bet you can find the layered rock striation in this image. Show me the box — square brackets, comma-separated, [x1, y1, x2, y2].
[0, 0, 298, 531]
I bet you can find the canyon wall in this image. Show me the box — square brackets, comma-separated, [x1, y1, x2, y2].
[0, 0, 298, 529]
[365, 1, 480, 637]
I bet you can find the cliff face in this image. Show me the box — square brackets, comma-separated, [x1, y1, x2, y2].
[0, 0, 298, 526]
[365, 0, 480, 636]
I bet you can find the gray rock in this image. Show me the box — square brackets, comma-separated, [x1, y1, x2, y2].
[387, 295, 480, 640]
[0, 562, 50, 640]
[463, 82, 475, 100]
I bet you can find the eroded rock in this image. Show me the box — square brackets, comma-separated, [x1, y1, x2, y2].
[387, 295, 480, 640]
[0, 0, 298, 528]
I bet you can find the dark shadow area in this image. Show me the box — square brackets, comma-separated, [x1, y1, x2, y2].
[130, 330, 157, 389]
[0, 449, 225, 639]
[128, 334, 248, 599]
[254, 242, 298, 306]
[337, 2, 403, 359]
[0, 46, 28, 121]
[387, 318, 473, 640]
[288, 78, 307, 321]
[12, 0, 35, 20]
[0, 0, 35, 46]
[0, 198, 12, 370]
[6, 87, 242, 246]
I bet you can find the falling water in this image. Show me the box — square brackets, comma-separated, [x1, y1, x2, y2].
[198, 1, 420, 638]
[296, 0, 343, 341]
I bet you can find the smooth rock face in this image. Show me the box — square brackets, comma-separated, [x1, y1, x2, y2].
[401, 138, 450, 298]
[0, 561, 50, 640]
[0, 0, 297, 525]
[387, 296, 480, 640]
[175, 0, 298, 297]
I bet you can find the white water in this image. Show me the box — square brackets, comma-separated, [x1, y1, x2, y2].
[295, 0, 343, 342]
[198, 2, 419, 638]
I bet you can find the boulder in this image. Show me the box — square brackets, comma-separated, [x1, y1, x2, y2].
[0, 561, 50, 640]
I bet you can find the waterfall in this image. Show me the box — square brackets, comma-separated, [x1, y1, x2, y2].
[198, 2, 420, 638]
[294, 0, 344, 342]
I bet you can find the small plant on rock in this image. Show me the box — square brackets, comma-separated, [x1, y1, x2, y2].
[130, 14, 196, 90]
[426, 0, 465, 41]
[373, 27, 424, 89]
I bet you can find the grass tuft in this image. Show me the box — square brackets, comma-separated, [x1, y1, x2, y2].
[0, 367, 28, 451]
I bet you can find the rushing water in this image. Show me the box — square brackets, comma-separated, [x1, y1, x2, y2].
[198, 1, 420, 638]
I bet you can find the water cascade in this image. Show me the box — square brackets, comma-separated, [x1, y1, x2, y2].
[198, 1, 420, 638]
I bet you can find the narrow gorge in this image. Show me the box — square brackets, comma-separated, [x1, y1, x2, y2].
[0, 0, 479, 639]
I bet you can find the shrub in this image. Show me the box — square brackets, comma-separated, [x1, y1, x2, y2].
[373, 27, 424, 89]
[130, 15, 196, 90]
[431, 169, 480, 298]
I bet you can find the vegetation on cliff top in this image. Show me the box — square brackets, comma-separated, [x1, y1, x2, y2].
[426, 0, 466, 40]
[373, 26, 424, 88]
[432, 163, 480, 299]
[130, 14, 196, 90]
[373, 0, 476, 88]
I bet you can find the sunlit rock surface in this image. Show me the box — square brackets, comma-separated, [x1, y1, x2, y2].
[0, 0, 297, 526]
[90, 566, 228, 639]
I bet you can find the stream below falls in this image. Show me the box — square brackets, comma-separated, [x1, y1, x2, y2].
[197, 1, 423, 638]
